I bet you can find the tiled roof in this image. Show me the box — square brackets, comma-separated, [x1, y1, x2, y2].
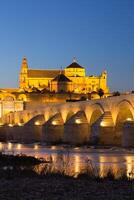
[66, 62, 84, 69]
[52, 74, 72, 82]
[27, 69, 64, 78]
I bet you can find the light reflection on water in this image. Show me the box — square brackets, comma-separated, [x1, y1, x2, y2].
[0, 142, 134, 178]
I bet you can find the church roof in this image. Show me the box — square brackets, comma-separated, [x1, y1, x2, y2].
[52, 74, 72, 82]
[66, 62, 84, 69]
[27, 69, 64, 78]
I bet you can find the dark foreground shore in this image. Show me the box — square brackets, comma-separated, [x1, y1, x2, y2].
[0, 153, 134, 200]
[0, 176, 133, 200]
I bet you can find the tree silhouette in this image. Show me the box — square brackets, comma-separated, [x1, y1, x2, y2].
[113, 91, 120, 96]
[98, 88, 104, 98]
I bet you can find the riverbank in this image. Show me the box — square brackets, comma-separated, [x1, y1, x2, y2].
[0, 153, 134, 199]
[0, 175, 133, 200]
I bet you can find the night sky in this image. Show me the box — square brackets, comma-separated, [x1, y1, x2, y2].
[0, 0, 134, 92]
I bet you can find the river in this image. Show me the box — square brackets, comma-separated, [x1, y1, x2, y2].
[0, 142, 134, 178]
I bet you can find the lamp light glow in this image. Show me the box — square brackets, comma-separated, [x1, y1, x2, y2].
[75, 119, 81, 124]
[18, 122, 23, 126]
[8, 124, 14, 127]
[100, 121, 105, 127]
[35, 121, 40, 126]
[52, 121, 57, 125]
[126, 118, 132, 121]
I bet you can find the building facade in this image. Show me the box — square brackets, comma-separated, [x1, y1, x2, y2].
[20, 57, 109, 94]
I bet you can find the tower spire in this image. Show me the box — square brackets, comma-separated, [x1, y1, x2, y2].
[73, 57, 77, 63]
[20, 57, 28, 89]
[21, 57, 28, 69]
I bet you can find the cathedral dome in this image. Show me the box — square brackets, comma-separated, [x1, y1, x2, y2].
[66, 62, 84, 69]
[66, 57, 84, 69]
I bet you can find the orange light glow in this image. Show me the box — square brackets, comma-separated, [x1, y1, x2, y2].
[17, 144, 21, 150]
[8, 142, 12, 150]
[34, 144, 39, 150]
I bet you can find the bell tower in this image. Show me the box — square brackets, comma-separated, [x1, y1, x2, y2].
[99, 70, 109, 93]
[19, 57, 28, 89]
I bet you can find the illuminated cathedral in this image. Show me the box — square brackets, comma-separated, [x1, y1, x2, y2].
[19, 57, 109, 94]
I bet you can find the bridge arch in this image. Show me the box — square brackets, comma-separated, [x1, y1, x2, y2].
[114, 100, 134, 145]
[115, 100, 134, 125]
[18, 94, 27, 101]
[25, 114, 45, 126]
[89, 103, 104, 125]
[3, 94, 16, 101]
[43, 107, 57, 122]
[66, 111, 76, 122]
[20, 111, 35, 124]
[65, 110, 88, 124]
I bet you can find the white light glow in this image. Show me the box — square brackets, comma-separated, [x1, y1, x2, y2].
[126, 118, 132, 121]
[35, 121, 40, 126]
[8, 124, 14, 127]
[18, 122, 23, 126]
[52, 121, 57, 125]
[100, 121, 105, 127]
[75, 119, 81, 124]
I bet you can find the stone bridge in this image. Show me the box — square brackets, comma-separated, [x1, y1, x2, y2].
[1, 94, 134, 147]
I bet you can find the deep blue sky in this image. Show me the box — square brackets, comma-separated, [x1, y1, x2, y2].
[0, 0, 134, 91]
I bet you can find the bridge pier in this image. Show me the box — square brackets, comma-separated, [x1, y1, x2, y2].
[90, 112, 115, 145]
[122, 121, 134, 147]
[42, 113, 64, 143]
[64, 111, 89, 144]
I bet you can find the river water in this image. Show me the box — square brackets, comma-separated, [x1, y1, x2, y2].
[1, 142, 134, 178]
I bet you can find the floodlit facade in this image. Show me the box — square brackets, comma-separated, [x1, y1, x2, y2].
[19, 57, 109, 94]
